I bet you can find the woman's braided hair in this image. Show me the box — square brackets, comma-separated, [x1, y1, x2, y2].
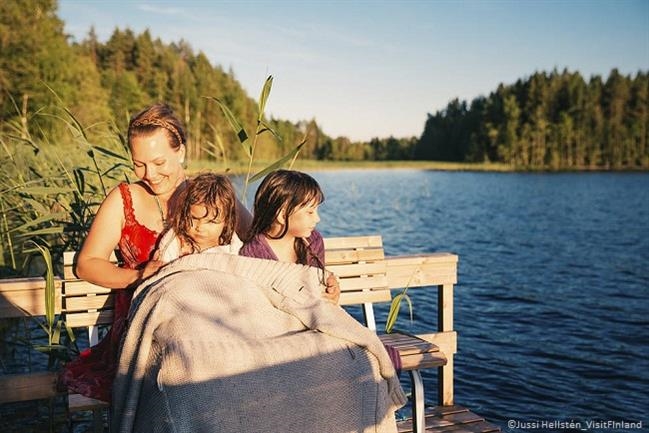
[128, 103, 186, 150]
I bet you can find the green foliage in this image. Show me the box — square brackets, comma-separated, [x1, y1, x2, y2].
[24, 240, 70, 366]
[415, 69, 649, 169]
[385, 290, 413, 334]
[208, 75, 307, 203]
[0, 104, 131, 275]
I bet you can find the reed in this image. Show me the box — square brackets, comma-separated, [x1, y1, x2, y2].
[206, 75, 306, 205]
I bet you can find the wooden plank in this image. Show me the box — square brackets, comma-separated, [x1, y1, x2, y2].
[63, 250, 118, 280]
[379, 333, 440, 355]
[399, 351, 447, 370]
[68, 393, 109, 412]
[338, 275, 389, 292]
[416, 332, 458, 355]
[65, 310, 114, 328]
[64, 294, 114, 312]
[0, 277, 62, 318]
[325, 248, 385, 265]
[422, 411, 491, 431]
[426, 421, 502, 433]
[0, 372, 58, 403]
[63, 280, 114, 296]
[439, 357, 455, 406]
[397, 406, 501, 433]
[339, 289, 392, 306]
[323, 235, 383, 250]
[327, 261, 387, 278]
[386, 255, 458, 289]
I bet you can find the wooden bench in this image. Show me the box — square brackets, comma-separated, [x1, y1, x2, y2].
[0, 274, 109, 431]
[0, 236, 500, 433]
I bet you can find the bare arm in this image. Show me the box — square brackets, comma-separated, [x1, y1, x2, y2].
[75, 186, 161, 288]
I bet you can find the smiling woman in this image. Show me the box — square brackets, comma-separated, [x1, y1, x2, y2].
[58, 103, 252, 403]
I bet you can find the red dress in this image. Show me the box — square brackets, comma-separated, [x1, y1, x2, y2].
[59, 183, 159, 402]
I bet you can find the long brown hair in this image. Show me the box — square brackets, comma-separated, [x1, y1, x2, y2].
[168, 173, 238, 253]
[247, 170, 324, 265]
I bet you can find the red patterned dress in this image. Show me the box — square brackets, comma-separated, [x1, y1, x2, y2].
[59, 183, 159, 402]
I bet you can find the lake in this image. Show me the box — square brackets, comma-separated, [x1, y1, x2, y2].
[297, 169, 648, 433]
[3, 169, 648, 432]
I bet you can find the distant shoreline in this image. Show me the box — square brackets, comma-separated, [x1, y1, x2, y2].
[188, 159, 648, 175]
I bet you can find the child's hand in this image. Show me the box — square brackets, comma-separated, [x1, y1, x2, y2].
[323, 272, 340, 304]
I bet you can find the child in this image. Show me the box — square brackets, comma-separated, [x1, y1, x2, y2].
[157, 172, 243, 262]
[239, 169, 340, 302]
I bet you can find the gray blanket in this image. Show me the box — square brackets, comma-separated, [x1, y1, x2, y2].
[111, 253, 406, 433]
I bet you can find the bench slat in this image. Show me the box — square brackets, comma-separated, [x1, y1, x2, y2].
[386, 254, 458, 288]
[323, 235, 383, 250]
[339, 275, 389, 291]
[0, 277, 62, 317]
[64, 294, 114, 312]
[63, 280, 114, 296]
[0, 372, 58, 403]
[63, 250, 118, 280]
[65, 310, 114, 328]
[339, 289, 392, 305]
[327, 261, 387, 278]
[379, 333, 440, 354]
[325, 248, 385, 265]
[68, 393, 109, 412]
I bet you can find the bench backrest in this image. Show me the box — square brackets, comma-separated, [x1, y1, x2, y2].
[62, 251, 117, 345]
[61, 235, 458, 343]
[323, 235, 390, 330]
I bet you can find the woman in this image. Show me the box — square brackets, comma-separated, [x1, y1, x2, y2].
[59, 103, 251, 402]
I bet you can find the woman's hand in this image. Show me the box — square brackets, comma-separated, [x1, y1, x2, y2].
[322, 272, 341, 304]
[138, 259, 165, 282]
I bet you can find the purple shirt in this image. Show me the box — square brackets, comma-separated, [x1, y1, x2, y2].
[240, 230, 324, 268]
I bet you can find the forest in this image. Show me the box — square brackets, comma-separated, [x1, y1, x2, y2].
[1, 0, 647, 169]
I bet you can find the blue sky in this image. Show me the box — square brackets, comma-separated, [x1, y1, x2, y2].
[58, 0, 649, 141]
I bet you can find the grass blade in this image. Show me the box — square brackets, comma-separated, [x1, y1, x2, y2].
[258, 75, 273, 122]
[249, 141, 305, 183]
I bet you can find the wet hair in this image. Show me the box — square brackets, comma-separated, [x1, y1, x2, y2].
[127, 103, 186, 150]
[247, 169, 324, 265]
[168, 172, 238, 253]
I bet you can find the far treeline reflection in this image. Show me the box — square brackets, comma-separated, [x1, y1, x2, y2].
[1, 1, 647, 170]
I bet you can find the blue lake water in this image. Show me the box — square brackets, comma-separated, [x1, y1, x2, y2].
[273, 169, 649, 433]
[3, 169, 648, 432]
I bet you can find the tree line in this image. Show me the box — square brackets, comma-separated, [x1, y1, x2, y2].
[1, 1, 646, 168]
[415, 69, 648, 169]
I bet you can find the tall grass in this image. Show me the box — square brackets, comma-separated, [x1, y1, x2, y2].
[0, 106, 131, 276]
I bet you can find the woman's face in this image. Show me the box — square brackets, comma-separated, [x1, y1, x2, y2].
[130, 129, 185, 197]
[187, 204, 225, 250]
[286, 200, 321, 239]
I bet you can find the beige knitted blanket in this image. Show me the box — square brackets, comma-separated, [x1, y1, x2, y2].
[111, 253, 406, 433]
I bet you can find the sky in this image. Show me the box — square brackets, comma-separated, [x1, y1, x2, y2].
[58, 0, 649, 142]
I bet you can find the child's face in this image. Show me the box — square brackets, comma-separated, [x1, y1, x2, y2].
[188, 204, 225, 250]
[285, 200, 321, 239]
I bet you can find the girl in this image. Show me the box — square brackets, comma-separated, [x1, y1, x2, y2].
[157, 172, 243, 262]
[239, 169, 340, 303]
